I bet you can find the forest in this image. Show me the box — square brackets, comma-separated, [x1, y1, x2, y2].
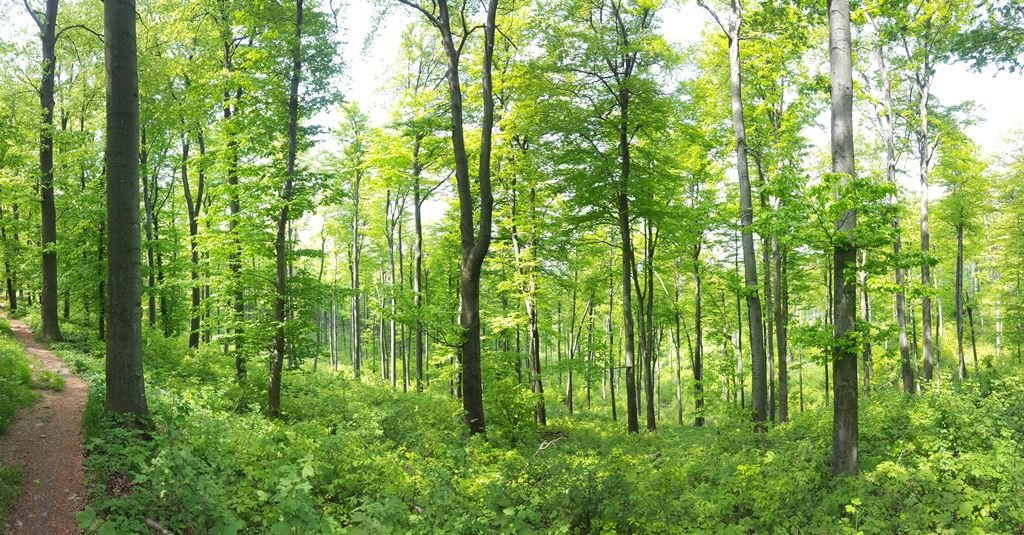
[1, 0, 1024, 532]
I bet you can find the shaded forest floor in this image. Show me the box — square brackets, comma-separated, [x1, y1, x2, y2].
[28, 314, 1024, 534]
[0, 316, 86, 535]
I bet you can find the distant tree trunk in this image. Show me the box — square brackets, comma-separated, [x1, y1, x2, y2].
[351, 168, 362, 378]
[181, 132, 204, 350]
[103, 0, 148, 418]
[268, 0, 303, 419]
[510, 178, 545, 424]
[773, 237, 788, 421]
[0, 207, 16, 314]
[858, 251, 871, 396]
[699, 0, 768, 427]
[618, 118, 640, 433]
[28, 0, 64, 342]
[607, 251, 616, 423]
[956, 223, 966, 380]
[412, 134, 425, 391]
[917, 66, 934, 382]
[868, 13, 914, 393]
[692, 248, 705, 426]
[967, 298, 979, 374]
[829, 0, 858, 476]
[140, 128, 158, 328]
[672, 263, 683, 425]
[221, 21, 246, 379]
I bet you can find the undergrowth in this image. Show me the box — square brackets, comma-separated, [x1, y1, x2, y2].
[44, 315, 1024, 534]
[0, 317, 36, 524]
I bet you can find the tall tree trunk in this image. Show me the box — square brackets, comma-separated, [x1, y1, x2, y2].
[692, 248, 705, 427]
[829, 0, 858, 476]
[727, 11, 768, 428]
[351, 168, 362, 378]
[617, 95, 640, 434]
[221, 21, 246, 379]
[773, 237, 788, 421]
[918, 73, 934, 382]
[869, 13, 914, 394]
[103, 0, 148, 418]
[141, 128, 158, 328]
[698, 0, 767, 426]
[30, 0, 63, 342]
[268, 0, 302, 419]
[412, 134, 425, 391]
[956, 223, 966, 380]
[181, 133, 204, 350]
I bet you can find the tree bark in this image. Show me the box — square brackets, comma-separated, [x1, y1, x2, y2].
[868, 13, 914, 394]
[724, 6, 768, 428]
[31, 0, 64, 342]
[268, 0, 303, 419]
[829, 0, 858, 476]
[103, 0, 148, 418]
[773, 236, 788, 421]
[956, 223, 966, 380]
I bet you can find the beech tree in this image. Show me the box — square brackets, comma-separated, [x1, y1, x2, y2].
[103, 0, 148, 418]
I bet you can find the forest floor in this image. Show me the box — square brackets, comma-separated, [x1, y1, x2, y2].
[0, 318, 86, 535]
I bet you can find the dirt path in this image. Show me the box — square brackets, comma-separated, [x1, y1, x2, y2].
[0, 318, 86, 535]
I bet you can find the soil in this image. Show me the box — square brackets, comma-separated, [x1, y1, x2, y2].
[0, 318, 87, 535]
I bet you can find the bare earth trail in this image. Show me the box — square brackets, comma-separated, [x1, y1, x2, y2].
[0, 317, 86, 535]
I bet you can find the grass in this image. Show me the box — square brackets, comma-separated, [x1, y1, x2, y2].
[0, 317, 35, 525]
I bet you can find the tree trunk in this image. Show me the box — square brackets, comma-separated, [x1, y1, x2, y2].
[351, 167, 362, 378]
[956, 223, 966, 380]
[268, 0, 302, 419]
[618, 96, 640, 434]
[140, 129, 158, 329]
[869, 14, 914, 394]
[33, 0, 63, 342]
[412, 134, 425, 391]
[918, 75, 934, 382]
[858, 251, 871, 396]
[103, 0, 148, 418]
[692, 251, 705, 426]
[725, 12, 768, 428]
[773, 236, 788, 421]
[221, 24, 246, 379]
[829, 0, 858, 476]
[181, 133, 204, 350]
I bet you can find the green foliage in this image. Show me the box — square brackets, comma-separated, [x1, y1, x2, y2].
[51, 318, 1024, 533]
[0, 463, 20, 527]
[0, 319, 34, 434]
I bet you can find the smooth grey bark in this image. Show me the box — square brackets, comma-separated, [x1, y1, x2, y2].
[829, 0, 858, 476]
[103, 0, 148, 418]
[868, 12, 914, 394]
[699, 0, 768, 427]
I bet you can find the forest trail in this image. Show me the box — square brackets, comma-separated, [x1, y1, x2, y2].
[0, 317, 86, 535]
